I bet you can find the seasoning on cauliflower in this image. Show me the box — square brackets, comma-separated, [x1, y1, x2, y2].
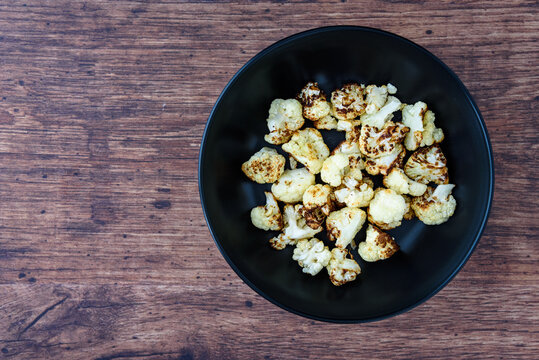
[241, 147, 286, 184]
[402, 101, 427, 151]
[358, 224, 399, 262]
[282, 128, 330, 174]
[330, 83, 366, 120]
[364, 144, 406, 176]
[411, 184, 457, 225]
[292, 238, 332, 275]
[271, 168, 315, 203]
[359, 121, 409, 159]
[264, 98, 305, 145]
[321, 153, 349, 187]
[404, 144, 449, 185]
[269, 204, 322, 250]
[250, 191, 283, 231]
[326, 207, 366, 249]
[383, 167, 428, 197]
[297, 82, 331, 121]
[367, 188, 408, 230]
[334, 176, 374, 208]
[300, 184, 335, 229]
[360, 95, 403, 129]
[420, 110, 444, 147]
[364, 84, 389, 114]
[326, 248, 361, 286]
[313, 114, 338, 130]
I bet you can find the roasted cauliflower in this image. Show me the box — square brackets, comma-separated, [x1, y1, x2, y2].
[420, 110, 444, 147]
[404, 144, 449, 185]
[326, 248, 361, 286]
[367, 188, 408, 230]
[358, 224, 399, 262]
[326, 207, 366, 249]
[264, 98, 305, 145]
[313, 114, 338, 130]
[292, 238, 332, 275]
[269, 204, 322, 250]
[282, 128, 330, 174]
[402, 101, 427, 151]
[360, 95, 403, 129]
[250, 191, 282, 231]
[297, 82, 331, 121]
[301, 184, 335, 229]
[241, 147, 286, 184]
[383, 167, 427, 197]
[330, 83, 366, 120]
[334, 176, 374, 208]
[359, 121, 409, 158]
[411, 184, 457, 225]
[320, 153, 349, 187]
[271, 168, 315, 203]
[364, 84, 389, 114]
[364, 144, 406, 176]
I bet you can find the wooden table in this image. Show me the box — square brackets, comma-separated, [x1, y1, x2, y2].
[0, 1, 536, 359]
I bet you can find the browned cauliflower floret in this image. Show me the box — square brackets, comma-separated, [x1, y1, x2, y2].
[297, 82, 331, 121]
[364, 84, 389, 114]
[264, 99, 305, 145]
[326, 248, 361, 286]
[326, 207, 366, 249]
[359, 121, 409, 159]
[358, 224, 399, 262]
[300, 184, 335, 229]
[367, 188, 408, 230]
[360, 95, 403, 129]
[411, 184, 457, 225]
[250, 191, 282, 231]
[330, 83, 366, 121]
[402, 194, 415, 220]
[334, 176, 374, 208]
[271, 168, 315, 203]
[421, 110, 444, 147]
[383, 167, 428, 197]
[320, 153, 349, 187]
[402, 102, 445, 151]
[364, 144, 406, 176]
[282, 128, 330, 174]
[313, 114, 338, 130]
[404, 144, 449, 185]
[269, 204, 322, 250]
[241, 147, 285, 184]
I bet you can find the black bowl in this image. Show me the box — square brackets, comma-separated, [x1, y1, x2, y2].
[199, 26, 493, 322]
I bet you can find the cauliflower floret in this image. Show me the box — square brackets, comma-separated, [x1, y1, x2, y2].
[334, 176, 374, 208]
[271, 168, 315, 203]
[292, 238, 332, 275]
[367, 188, 408, 230]
[250, 192, 282, 231]
[326, 248, 361, 286]
[364, 84, 389, 114]
[320, 153, 349, 187]
[404, 144, 449, 185]
[411, 184, 457, 225]
[359, 121, 409, 159]
[314, 114, 338, 130]
[402, 194, 415, 220]
[358, 224, 399, 262]
[402, 101, 427, 151]
[297, 82, 331, 121]
[282, 128, 330, 174]
[269, 204, 322, 250]
[326, 207, 366, 249]
[264, 99, 305, 145]
[330, 83, 366, 120]
[241, 147, 285, 184]
[420, 110, 444, 147]
[383, 167, 427, 196]
[289, 156, 297, 170]
[364, 144, 406, 176]
[360, 95, 403, 129]
[387, 83, 397, 94]
[332, 139, 362, 155]
[300, 184, 335, 229]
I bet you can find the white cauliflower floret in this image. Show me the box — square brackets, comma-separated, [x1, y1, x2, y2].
[300, 184, 335, 229]
[359, 121, 409, 158]
[383, 167, 427, 196]
[364, 84, 389, 114]
[367, 189, 408, 230]
[364, 144, 406, 176]
[420, 110, 444, 147]
[402, 101, 427, 151]
[404, 144, 449, 185]
[330, 83, 365, 120]
[241, 147, 285, 184]
[326, 248, 361, 286]
[314, 114, 338, 130]
[360, 95, 402, 129]
[289, 156, 297, 169]
[264, 99, 305, 145]
[387, 83, 397, 94]
[269, 204, 322, 250]
[358, 224, 399, 262]
[321, 153, 349, 187]
[250, 192, 282, 231]
[282, 128, 330, 174]
[292, 238, 331, 275]
[411, 184, 457, 225]
[271, 168, 315, 203]
[332, 139, 361, 155]
[297, 82, 331, 121]
[334, 176, 374, 208]
[326, 207, 366, 249]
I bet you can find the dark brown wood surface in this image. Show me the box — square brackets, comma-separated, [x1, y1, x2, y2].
[0, 1, 537, 359]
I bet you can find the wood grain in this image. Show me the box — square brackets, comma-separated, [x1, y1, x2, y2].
[0, 0, 537, 359]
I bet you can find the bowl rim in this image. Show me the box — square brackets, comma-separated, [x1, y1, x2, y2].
[198, 25, 494, 323]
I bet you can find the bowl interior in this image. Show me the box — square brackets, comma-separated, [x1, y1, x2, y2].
[199, 27, 492, 322]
